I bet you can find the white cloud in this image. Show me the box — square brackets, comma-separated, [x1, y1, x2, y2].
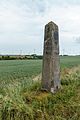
[0, 0, 80, 55]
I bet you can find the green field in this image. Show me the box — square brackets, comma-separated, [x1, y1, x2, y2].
[0, 56, 80, 81]
[0, 60, 42, 81]
[0, 56, 80, 120]
[60, 56, 80, 68]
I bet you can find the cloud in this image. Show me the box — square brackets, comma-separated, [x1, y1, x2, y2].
[0, 0, 80, 55]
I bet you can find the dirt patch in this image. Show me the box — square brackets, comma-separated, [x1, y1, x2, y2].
[33, 73, 41, 81]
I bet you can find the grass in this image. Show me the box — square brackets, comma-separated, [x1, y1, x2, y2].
[60, 56, 80, 68]
[0, 56, 80, 120]
[0, 60, 42, 81]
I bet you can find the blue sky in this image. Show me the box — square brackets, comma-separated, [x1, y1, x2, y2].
[0, 0, 80, 55]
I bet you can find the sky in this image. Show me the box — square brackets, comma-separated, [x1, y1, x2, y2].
[0, 0, 80, 55]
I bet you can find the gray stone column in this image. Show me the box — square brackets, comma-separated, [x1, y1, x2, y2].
[42, 21, 60, 93]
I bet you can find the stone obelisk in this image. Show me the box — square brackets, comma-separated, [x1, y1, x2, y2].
[42, 21, 60, 93]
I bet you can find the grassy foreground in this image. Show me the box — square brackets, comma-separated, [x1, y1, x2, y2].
[0, 56, 80, 120]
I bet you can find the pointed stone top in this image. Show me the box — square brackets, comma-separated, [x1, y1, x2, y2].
[47, 21, 58, 26]
[45, 21, 58, 30]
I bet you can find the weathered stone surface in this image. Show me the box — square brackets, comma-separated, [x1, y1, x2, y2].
[42, 21, 60, 93]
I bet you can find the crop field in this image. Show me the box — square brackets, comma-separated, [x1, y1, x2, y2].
[0, 56, 80, 81]
[0, 56, 80, 120]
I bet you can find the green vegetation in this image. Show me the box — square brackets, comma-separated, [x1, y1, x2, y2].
[0, 60, 42, 81]
[60, 56, 80, 68]
[0, 54, 43, 60]
[0, 56, 80, 120]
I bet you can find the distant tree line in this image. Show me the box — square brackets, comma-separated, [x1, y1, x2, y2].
[0, 54, 43, 60]
[0, 54, 80, 60]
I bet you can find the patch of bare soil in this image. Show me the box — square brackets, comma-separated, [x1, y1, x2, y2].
[33, 73, 41, 81]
